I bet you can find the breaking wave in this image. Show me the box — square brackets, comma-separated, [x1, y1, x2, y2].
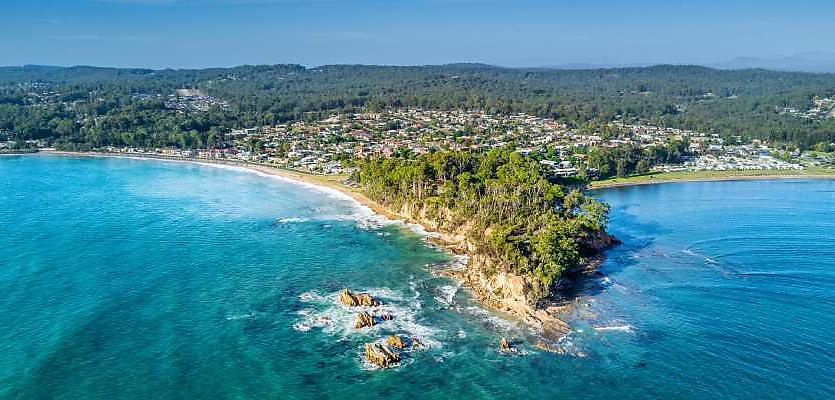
[293, 288, 443, 360]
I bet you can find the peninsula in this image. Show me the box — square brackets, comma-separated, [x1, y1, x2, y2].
[42, 149, 615, 342]
[351, 149, 617, 340]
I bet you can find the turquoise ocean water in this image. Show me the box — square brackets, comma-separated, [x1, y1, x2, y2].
[1, 155, 833, 399]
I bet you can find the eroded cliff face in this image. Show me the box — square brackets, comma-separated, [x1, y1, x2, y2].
[386, 201, 616, 338]
[446, 255, 572, 338]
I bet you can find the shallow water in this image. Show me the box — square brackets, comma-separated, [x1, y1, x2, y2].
[1, 155, 834, 399]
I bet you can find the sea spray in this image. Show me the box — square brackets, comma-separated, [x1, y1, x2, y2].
[294, 288, 444, 369]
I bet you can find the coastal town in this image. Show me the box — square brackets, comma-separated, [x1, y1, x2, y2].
[3, 79, 833, 179]
[5, 0, 835, 395]
[780, 96, 835, 120]
[6, 107, 830, 179]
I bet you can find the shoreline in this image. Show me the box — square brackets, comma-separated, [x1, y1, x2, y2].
[40, 150, 407, 222]
[588, 171, 835, 190]
[32, 151, 830, 334]
[32, 150, 595, 344]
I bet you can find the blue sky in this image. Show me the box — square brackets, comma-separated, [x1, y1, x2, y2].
[0, 0, 833, 68]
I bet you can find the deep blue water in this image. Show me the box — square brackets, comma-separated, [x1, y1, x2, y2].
[1, 155, 834, 399]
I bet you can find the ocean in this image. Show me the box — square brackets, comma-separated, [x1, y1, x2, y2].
[1, 155, 833, 399]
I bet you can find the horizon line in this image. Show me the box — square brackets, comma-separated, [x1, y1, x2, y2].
[0, 62, 822, 74]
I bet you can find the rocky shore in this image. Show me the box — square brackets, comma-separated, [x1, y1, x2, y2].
[371, 201, 619, 342]
[40, 150, 617, 344]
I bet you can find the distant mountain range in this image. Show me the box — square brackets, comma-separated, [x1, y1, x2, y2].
[711, 52, 835, 74]
[539, 62, 655, 70]
[8, 54, 835, 74]
[538, 53, 835, 74]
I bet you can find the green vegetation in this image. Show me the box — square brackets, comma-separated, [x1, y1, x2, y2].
[1, 64, 835, 151]
[583, 139, 691, 178]
[353, 149, 610, 301]
[588, 166, 835, 189]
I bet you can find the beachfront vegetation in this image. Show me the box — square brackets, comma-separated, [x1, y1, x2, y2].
[588, 165, 835, 189]
[353, 148, 609, 300]
[582, 139, 691, 178]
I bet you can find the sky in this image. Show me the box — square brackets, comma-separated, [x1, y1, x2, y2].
[0, 0, 834, 69]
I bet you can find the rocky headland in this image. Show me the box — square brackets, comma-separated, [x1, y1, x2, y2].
[373, 200, 618, 342]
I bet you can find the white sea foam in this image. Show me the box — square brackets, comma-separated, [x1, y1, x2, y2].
[182, 160, 411, 232]
[357, 333, 437, 371]
[447, 254, 470, 271]
[434, 283, 461, 306]
[408, 278, 423, 310]
[92, 155, 375, 219]
[294, 288, 443, 351]
[593, 324, 634, 333]
[550, 331, 587, 357]
[464, 306, 522, 333]
[404, 222, 441, 238]
[296, 287, 444, 371]
[298, 291, 328, 302]
[277, 217, 311, 224]
[89, 156, 462, 272]
[225, 312, 256, 321]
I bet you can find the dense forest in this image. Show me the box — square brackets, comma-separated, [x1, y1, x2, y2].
[1, 63, 835, 149]
[353, 148, 609, 301]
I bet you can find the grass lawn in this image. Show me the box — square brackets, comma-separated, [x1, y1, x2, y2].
[588, 166, 835, 189]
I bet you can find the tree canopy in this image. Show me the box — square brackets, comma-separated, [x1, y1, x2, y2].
[1, 64, 835, 150]
[353, 148, 610, 301]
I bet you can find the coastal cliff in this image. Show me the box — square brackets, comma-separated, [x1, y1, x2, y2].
[353, 149, 617, 338]
[384, 200, 616, 337]
[53, 149, 615, 337]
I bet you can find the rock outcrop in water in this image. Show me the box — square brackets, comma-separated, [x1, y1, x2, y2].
[340, 289, 381, 307]
[355, 311, 375, 329]
[448, 265, 574, 338]
[365, 343, 401, 368]
[353, 150, 619, 343]
[535, 339, 566, 354]
[386, 335, 407, 349]
[499, 337, 512, 352]
[355, 193, 617, 342]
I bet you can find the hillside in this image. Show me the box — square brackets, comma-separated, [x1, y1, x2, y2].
[1, 64, 835, 148]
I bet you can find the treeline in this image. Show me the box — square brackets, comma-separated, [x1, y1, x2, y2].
[584, 139, 691, 178]
[353, 149, 609, 301]
[1, 63, 835, 149]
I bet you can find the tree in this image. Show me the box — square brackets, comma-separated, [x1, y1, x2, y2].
[352, 149, 610, 303]
[636, 159, 650, 174]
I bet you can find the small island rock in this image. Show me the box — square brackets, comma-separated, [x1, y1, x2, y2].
[379, 313, 394, 321]
[535, 340, 566, 354]
[340, 289, 381, 307]
[355, 311, 375, 329]
[365, 343, 401, 368]
[386, 335, 407, 349]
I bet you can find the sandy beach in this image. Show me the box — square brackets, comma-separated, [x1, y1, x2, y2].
[40, 150, 408, 223]
[39, 150, 835, 195]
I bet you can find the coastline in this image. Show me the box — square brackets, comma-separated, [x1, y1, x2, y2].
[40, 150, 405, 222]
[36, 150, 832, 338]
[32, 150, 597, 344]
[587, 170, 835, 190]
